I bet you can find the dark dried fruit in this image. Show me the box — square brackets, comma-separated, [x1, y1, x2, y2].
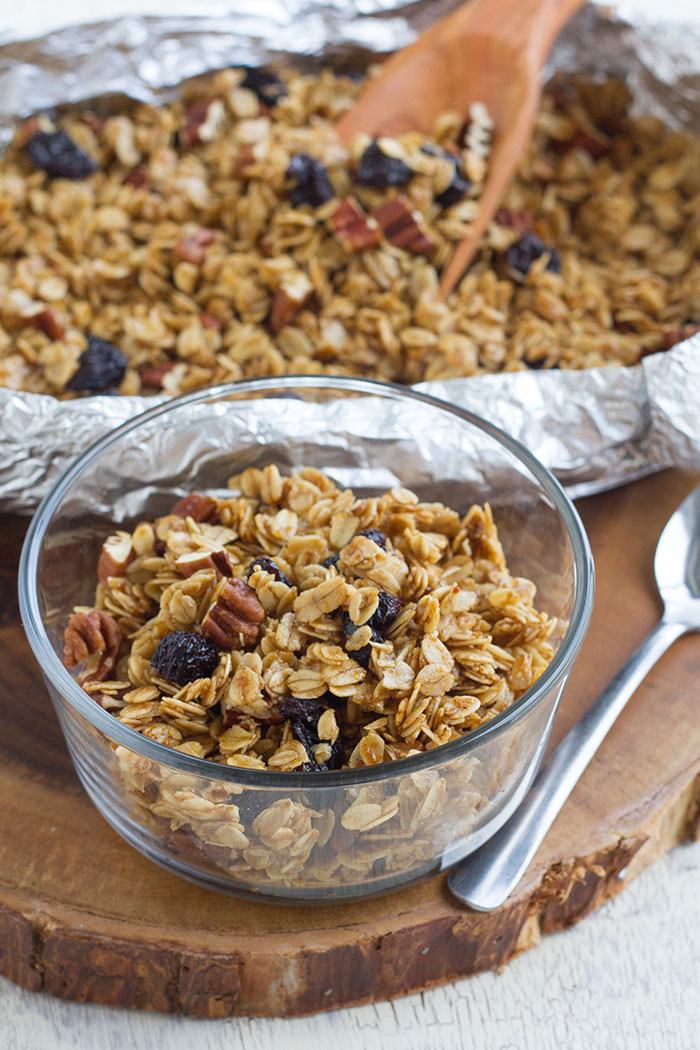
[356, 528, 387, 549]
[503, 233, 561, 277]
[321, 553, 340, 570]
[239, 67, 287, 107]
[425, 148, 472, 207]
[65, 335, 127, 392]
[26, 130, 99, 180]
[341, 591, 402, 670]
[355, 141, 412, 188]
[151, 630, 219, 686]
[279, 698, 343, 771]
[435, 169, 472, 207]
[341, 611, 381, 670]
[286, 153, 334, 207]
[369, 591, 403, 632]
[247, 555, 291, 587]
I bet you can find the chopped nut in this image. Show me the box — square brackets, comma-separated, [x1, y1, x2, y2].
[138, 361, 176, 389]
[269, 271, 314, 333]
[328, 197, 381, 252]
[181, 99, 226, 146]
[175, 549, 235, 578]
[171, 493, 219, 522]
[494, 208, 533, 233]
[372, 196, 435, 255]
[63, 608, 123, 682]
[202, 577, 266, 649]
[28, 307, 64, 340]
[98, 531, 135, 587]
[174, 228, 217, 266]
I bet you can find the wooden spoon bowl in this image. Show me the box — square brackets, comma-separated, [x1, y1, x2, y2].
[337, 0, 586, 297]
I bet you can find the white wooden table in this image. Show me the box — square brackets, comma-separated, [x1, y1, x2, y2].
[3, 1, 700, 1046]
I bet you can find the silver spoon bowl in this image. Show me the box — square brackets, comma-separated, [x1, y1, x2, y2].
[449, 483, 700, 911]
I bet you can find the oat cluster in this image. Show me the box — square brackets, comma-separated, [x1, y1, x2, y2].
[63, 466, 556, 773]
[2, 68, 697, 399]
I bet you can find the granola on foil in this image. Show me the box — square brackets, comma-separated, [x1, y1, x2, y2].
[0, 3, 699, 511]
[62, 466, 556, 887]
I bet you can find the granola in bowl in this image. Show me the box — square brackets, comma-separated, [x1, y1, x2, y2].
[1, 65, 698, 400]
[62, 465, 556, 773]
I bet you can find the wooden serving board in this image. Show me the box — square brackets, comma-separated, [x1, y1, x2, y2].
[1, 469, 699, 1018]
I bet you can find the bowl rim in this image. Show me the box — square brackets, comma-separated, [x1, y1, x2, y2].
[19, 374, 595, 788]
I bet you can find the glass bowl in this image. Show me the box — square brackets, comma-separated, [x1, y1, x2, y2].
[19, 376, 593, 903]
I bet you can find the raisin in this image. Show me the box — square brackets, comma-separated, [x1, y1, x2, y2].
[65, 335, 127, 392]
[341, 611, 381, 670]
[321, 553, 340, 570]
[239, 67, 287, 107]
[435, 167, 472, 207]
[355, 141, 412, 188]
[423, 146, 473, 207]
[246, 555, 291, 587]
[369, 591, 403, 632]
[356, 528, 387, 549]
[286, 153, 334, 207]
[26, 130, 99, 180]
[503, 233, 561, 277]
[151, 630, 219, 686]
[279, 697, 326, 770]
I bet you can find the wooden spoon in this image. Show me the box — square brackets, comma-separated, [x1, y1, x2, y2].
[336, 0, 586, 298]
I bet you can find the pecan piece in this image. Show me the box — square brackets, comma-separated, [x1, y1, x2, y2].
[328, 197, 381, 252]
[658, 325, 699, 352]
[180, 98, 226, 147]
[174, 228, 217, 266]
[202, 578, 265, 650]
[176, 549, 235, 578]
[371, 196, 435, 255]
[138, 361, 176, 389]
[494, 208, 533, 234]
[269, 271, 314, 333]
[97, 531, 135, 587]
[171, 493, 219, 523]
[28, 307, 64, 340]
[63, 608, 123, 682]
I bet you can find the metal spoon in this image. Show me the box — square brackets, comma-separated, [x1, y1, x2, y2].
[448, 483, 700, 912]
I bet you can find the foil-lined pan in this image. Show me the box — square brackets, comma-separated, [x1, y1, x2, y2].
[1, 2, 699, 513]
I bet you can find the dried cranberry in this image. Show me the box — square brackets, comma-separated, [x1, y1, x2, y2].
[65, 335, 127, 392]
[356, 528, 387, 549]
[239, 67, 287, 107]
[26, 130, 99, 180]
[355, 141, 411, 188]
[286, 153, 334, 207]
[321, 553, 340, 570]
[503, 233, 560, 277]
[152, 630, 219, 685]
[246, 555, 291, 587]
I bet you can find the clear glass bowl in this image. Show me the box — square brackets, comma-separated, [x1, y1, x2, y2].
[19, 377, 594, 903]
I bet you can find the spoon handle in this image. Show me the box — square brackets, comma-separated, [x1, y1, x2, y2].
[448, 618, 688, 911]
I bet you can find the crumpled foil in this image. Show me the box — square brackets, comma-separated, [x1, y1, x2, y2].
[1, 3, 699, 513]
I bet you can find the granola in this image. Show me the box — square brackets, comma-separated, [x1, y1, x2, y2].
[61, 466, 560, 890]
[1, 68, 697, 398]
[63, 465, 556, 771]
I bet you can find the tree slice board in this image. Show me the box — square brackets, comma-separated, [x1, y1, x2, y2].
[1, 469, 699, 1018]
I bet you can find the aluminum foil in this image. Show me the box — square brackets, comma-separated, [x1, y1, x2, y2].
[1, 3, 699, 513]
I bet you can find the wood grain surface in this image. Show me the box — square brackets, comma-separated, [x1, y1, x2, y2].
[1, 469, 699, 1018]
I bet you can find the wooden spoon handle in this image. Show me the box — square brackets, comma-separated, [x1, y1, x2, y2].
[444, 0, 588, 66]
